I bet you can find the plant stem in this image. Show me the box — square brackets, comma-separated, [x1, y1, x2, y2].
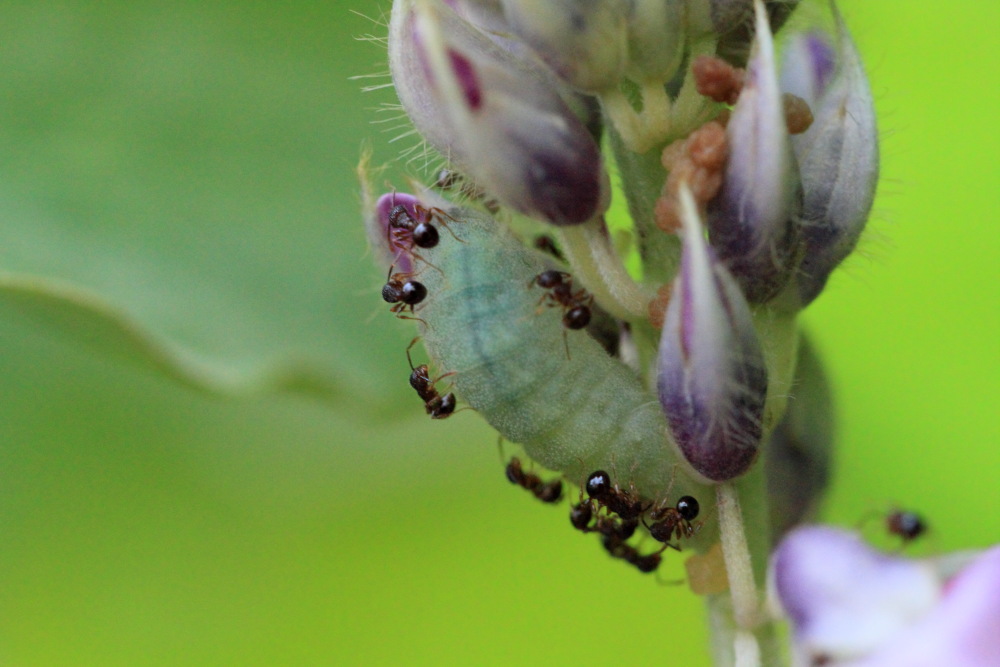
[717, 482, 760, 630]
[555, 218, 652, 321]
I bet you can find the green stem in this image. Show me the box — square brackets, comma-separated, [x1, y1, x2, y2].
[600, 82, 673, 154]
[717, 482, 761, 630]
[555, 218, 652, 321]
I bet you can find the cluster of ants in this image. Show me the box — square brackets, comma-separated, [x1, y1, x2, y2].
[506, 460, 702, 575]
[504, 455, 930, 575]
[379, 192, 595, 417]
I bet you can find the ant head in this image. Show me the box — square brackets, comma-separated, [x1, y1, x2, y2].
[505, 457, 522, 484]
[536, 270, 565, 289]
[381, 281, 403, 304]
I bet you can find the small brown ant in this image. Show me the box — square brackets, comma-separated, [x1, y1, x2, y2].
[644, 496, 701, 552]
[505, 457, 563, 504]
[886, 509, 926, 544]
[585, 470, 648, 522]
[530, 270, 593, 330]
[382, 265, 427, 322]
[406, 338, 456, 420]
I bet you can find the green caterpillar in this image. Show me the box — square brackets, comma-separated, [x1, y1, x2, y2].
[408, 203, 710, 512]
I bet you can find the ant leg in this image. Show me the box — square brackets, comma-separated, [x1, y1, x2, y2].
[654, 541, 683, 555]
[405, 336, 423, 371]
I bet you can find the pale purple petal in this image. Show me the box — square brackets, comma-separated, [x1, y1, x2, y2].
[771, 526, 941, 664]
[848, 546, 1000, 667]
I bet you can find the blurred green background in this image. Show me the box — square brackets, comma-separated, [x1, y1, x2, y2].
[0, 1, 996, 665]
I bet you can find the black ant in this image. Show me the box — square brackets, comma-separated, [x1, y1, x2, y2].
[585, 470, 648, 522]
[387, 202, 462, 256]
[530, 270, 593, 330]
[601, 532, 662, 574]
[569, 498, 638, 540]
[505, 457, 562, 504]
[406, 339, 456, 420]
[382, 265, 427, 322]
[644, 496, 701, 553]
[886, 509, 926, 544]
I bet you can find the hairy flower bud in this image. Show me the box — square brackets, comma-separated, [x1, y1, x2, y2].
[781, 12, 879, 306]
[389, 0, 609, 225]
[499, 0, 628, 92]
[706, 0, 801, 303]
[657, 186, 768, 482]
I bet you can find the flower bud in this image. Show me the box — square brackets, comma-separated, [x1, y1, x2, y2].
[706, 0, 801, 303]
[499, 0, 628, 92]
[657, 186, 768, 482]
[781, 12, 879, 307]
[623, 0, 685, 83]
[389, 0, 609, 225]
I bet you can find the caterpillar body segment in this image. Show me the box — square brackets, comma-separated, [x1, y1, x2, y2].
[410, 206, 710, 508]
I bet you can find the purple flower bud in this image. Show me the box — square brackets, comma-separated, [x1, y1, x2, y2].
[499, 0, 628, 92]
[706, 1, 801, 303]
[771, 526, 1000, 666]
[781, 14, 879, 307]
[764, 334, 833, 539]
[657, 187, 768, 482]
[389, 0, 609, 225]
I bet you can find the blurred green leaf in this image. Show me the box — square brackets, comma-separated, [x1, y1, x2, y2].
[0, 1, 416, 414]
[0, 272, 351, 400]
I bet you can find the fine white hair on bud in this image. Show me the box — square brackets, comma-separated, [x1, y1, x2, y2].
[389, 0, 609, 225]
[657, 185, 768, 483]
[781, 4, 879, 307]
[706, 0, 801, 303]
[499, 0, 629, 92]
